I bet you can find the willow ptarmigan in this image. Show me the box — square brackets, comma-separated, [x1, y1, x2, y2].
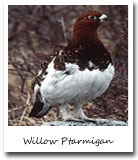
[29, 11, 115, 122]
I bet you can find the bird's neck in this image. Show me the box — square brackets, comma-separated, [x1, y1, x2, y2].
[71, 29, 101, 45]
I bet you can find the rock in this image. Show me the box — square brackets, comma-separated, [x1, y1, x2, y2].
[42, 119, 127, 126]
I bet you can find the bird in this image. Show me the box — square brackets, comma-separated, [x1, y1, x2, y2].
[29, 11, 115, 122]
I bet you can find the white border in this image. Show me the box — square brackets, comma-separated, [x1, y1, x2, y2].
[6, 0, 130, 5]
[4, 0, 133, 152]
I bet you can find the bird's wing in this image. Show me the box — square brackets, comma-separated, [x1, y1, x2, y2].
[29, 54, 55, 118]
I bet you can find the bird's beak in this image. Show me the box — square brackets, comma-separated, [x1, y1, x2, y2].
[99, 14, 108, 22]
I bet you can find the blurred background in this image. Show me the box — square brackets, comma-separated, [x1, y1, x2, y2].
[8, 5, 128, 126]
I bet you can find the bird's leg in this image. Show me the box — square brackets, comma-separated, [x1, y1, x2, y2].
[59, 104, 84, 122]
[73, 104, 97, 123]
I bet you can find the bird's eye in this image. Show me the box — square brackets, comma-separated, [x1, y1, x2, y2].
[88, 15, 97, 20]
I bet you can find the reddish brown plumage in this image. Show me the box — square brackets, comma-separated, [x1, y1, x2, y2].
[72, 11, 102, 44]
[53, 11, 112, 71]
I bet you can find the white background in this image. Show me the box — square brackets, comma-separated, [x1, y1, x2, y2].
[0, 0, 137, 159]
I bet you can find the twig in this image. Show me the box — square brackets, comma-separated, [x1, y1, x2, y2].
[8, 106, 24, 113]
[58, 16, 67, 45]
[23, 116, 36, 125]
[19, 105, 28, 125]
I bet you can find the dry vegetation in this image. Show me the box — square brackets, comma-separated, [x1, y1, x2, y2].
[8, 5, 128, 126]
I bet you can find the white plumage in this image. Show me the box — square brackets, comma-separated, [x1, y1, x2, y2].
[41, 59, 114, 105]
[30, 58, 115, 121]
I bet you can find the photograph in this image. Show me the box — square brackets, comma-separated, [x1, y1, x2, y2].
[8, 5, 128, 126]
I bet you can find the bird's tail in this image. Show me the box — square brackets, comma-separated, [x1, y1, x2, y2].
[29, 92, 51, 118]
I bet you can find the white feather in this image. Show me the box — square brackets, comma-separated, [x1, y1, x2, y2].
[34, 84, 40, 93]
[40, 58, 115, 105]
[88, 61, 93, 68]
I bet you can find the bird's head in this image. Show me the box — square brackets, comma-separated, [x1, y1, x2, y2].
[74, 11, 108, 31]
[72, 11, 108, 44]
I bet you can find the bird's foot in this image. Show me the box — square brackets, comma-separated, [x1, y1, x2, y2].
[82, 117, 98, 123]
[62, 115, 85, 123]
[74, 114, 98, 123]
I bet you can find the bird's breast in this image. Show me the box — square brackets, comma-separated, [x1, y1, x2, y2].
[40, 59, 115, 105]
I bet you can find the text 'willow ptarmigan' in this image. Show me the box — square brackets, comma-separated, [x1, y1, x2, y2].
[29, 11, 115, 122]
